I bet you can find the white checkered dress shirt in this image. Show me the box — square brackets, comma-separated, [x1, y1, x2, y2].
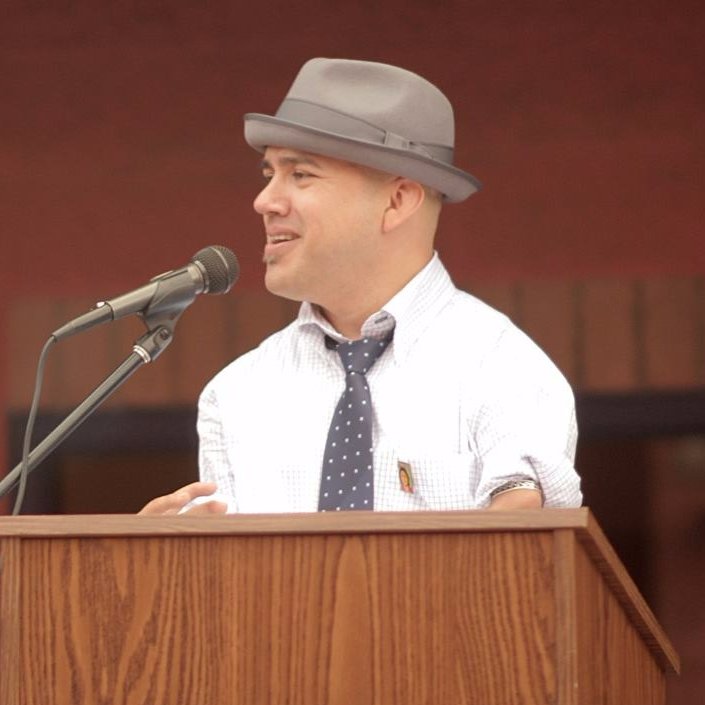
[197, 254, 581, 512]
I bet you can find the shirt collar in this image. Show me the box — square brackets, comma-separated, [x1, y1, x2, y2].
[296, 252, 456, 361]
[380, 252, 456, 361]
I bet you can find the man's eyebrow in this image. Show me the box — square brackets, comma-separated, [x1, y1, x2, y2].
[259, 155, 323, 171]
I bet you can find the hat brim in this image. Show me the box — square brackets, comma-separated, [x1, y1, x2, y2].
[244, 113, 481, 203]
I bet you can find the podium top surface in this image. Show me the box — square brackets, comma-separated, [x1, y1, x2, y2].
[0, 507, 594, 537]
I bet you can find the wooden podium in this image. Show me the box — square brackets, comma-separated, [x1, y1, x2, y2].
[0, 509, 678, 704]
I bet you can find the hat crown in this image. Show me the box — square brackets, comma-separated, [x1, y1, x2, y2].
[282, 58, 455, 149]
[243, 57, 481, 202]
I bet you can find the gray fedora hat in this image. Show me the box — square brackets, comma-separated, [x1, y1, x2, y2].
[244, 58, 481, 203]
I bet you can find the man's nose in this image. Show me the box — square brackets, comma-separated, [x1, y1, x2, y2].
[253, 179, 288, 216]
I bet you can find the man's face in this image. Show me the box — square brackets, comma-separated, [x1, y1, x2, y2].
[254, 147, 391, 307]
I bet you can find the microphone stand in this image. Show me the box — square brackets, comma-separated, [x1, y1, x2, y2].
[0, 325, 174, 501]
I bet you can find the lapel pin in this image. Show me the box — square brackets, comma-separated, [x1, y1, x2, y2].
[398, 461, 415, 494]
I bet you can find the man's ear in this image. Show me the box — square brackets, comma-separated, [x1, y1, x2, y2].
[381, 178, 426, 233]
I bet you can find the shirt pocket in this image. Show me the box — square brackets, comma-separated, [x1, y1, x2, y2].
[376, 449, 480, 511]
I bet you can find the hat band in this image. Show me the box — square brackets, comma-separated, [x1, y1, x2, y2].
[275, 99, 454, 165]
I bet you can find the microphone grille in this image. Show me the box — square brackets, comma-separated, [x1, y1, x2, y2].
[192, 246, 240, 294]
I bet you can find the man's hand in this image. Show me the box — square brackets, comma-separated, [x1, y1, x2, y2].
[488, 488, 542, 510]
[138, 481, 228, 515]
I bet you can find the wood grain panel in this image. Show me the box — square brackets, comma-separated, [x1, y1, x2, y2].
[464, 280, 520, 321]
[20, 536, 233, 704]
[0, 538, 20, 705]
[553, 530, 579, 705]
[221, 289, 299, 360]
[6, 291, 299, 411]
[50, 298, 137, 409]
[6, 276, 705, 409]
[370, 533, 454, 704]
[102, 314, 182, 409]
[642, 278, 704, 388]
[163, 295, 234, 404]
[449, 531, 557, 705]
[574, 540, 666, 705]
[325, 537, 374, 704]
[578, 513, 679, 674]
[7, 298, 67, 409]
[15, 530, 560, 705]
[581, 280, 640, 391]
[519, 280, 579, 383]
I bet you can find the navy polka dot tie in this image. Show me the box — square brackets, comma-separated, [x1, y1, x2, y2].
[318, 331, 394, 512]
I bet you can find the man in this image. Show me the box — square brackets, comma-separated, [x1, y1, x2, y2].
[140, 58, 581, 515]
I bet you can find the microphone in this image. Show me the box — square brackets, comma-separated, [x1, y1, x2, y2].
[52, 245, 239, 341]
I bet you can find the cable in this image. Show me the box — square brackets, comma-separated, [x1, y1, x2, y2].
[12, 336, 56, 515]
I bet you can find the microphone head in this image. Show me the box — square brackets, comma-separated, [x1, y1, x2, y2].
[192, 245, 239, 294]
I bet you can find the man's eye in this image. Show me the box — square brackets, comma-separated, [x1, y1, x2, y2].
[292, 171, 311, 180]
[262, 172, 273, 183]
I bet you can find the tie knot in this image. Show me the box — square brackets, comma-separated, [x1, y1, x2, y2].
[331, 332, 393, 375]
